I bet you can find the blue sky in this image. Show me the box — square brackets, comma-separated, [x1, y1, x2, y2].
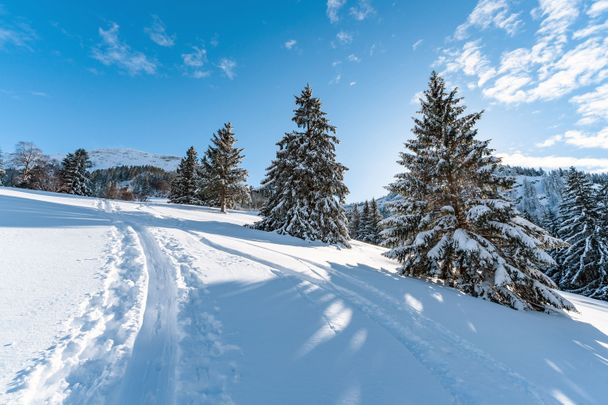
[0, 0, 607, 202]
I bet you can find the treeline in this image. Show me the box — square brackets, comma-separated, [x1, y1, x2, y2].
[0, 141, 91, 194]
[91, 165, 173, 201]
[0, 141, 174, 200]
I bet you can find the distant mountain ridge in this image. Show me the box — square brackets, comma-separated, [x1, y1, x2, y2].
[52, 148, 181, 171]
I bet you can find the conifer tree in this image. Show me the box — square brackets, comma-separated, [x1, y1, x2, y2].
[198, 123, 249, 213]
[367, 198, 384, 244]
[359, 201, 371, 242]
[348, 205, 361, 240]
[555, 168, 608, 301]
[254, 85, 350, 246]
[60, 148, 92, 196]
[0, 148, 5, 186]
[518, 178, 542, 224]
[382, 72, 573, 312]
[169, 146, 200, 205]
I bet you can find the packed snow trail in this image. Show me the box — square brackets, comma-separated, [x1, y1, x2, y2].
[113, 224, 179, 404]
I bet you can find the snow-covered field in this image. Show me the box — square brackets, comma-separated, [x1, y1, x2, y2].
[1, 188, 607, 404]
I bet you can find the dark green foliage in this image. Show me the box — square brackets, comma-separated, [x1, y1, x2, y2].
[169, 146, 200, 205]
[60, 148, 93, 196]
[198, 123, 249, 212]
[254, 85, 350, 246]
[382, 72, 572, 312]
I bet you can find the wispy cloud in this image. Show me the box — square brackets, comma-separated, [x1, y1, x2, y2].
[454, 0, 522, 40]
[412, 39, 423, 51]
[29, 90, 48, 97]
[327, 0, 347, 23]
[92, 22, 157, 75]
[336, 30, 353, 45]
[0, 23, 36, 50]
[347, 53, 360, 62]
[570, 83, 608, 125]
[349, 0, 375, 21]
[145, 15, 175, 47]
[181, 46, 209, 78]
[536, 134, 563, 148]
[587, 0, 608, 17]
[218, 58, 236, 79]
[284, 39, 297, 50]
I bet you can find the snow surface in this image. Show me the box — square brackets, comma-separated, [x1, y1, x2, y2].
[1, 187, 608, 404]
[51, 148, 181, 171]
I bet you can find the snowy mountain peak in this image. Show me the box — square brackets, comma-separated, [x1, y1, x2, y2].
[53, 148, 181, 171]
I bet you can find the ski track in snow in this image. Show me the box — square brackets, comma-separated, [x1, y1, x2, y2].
[6, 205, 148, 404]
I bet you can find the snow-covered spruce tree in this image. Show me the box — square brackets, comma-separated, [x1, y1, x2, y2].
[366, 198, 384, 244]
[518, 178, 542, 225]
[348, 204, 362, 240]
[169, 146, 200, 205]
[555, 168, 608, 301]
[0, 148, 5, 185]
[254, 85, 350, 246]
[382, 72, 573, 312]
[60, 148, 92, 196]
[198, 123, 249, 213]
[359, 201, 371, 242]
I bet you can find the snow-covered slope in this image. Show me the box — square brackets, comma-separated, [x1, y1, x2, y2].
[52, 148, 181, 171]
[1, 188, 607, 404]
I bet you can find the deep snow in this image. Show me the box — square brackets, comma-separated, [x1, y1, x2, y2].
[1, 187, 607, 404]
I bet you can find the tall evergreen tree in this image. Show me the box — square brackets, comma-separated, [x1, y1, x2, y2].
[198, 123, 249, 213]
[254, 85, 350, 246]
[60, 148, 92, 196]
[555, 168, 608, 300]
[169, 146, 200, 205]
[359, 201, 371, 242]
[0, 148, 5, 186]
[348, 205, 361, 240]
[518, 178, 542, 224]
[366, 198, 384, 244]
[382, 72, 572, 312]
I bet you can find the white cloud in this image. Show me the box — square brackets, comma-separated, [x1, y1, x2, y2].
[563, 127, 608, 148]
[181, 46, 209, 78]
[336, 30, 353, 44]
[0, 24, 35, 49]
[347, 53, 360, 62]
[438, 0, 608, 109]
[92, 23, 157, 75]
[533, 128, 608, 149]
[349, 0, 375, 21]
[145, 15, 175, 47]
[440, 41, 496, 87]
[218, 58, 236, 79]
[570, 83, 608, 124]
[410, 90, 424, 105]
[454, 0, 522, 40]
[498, 151, 608, 172]
[587, 0, 608, 17]
[327, 0, 347, 23]
[349, 81, 357, 86]
[284, 39, 297, 50]
[536, 134, 563, 147]
[330, 73, 342, 85]
[412, 39, 423, 51]
[573, 20, 608, 39]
